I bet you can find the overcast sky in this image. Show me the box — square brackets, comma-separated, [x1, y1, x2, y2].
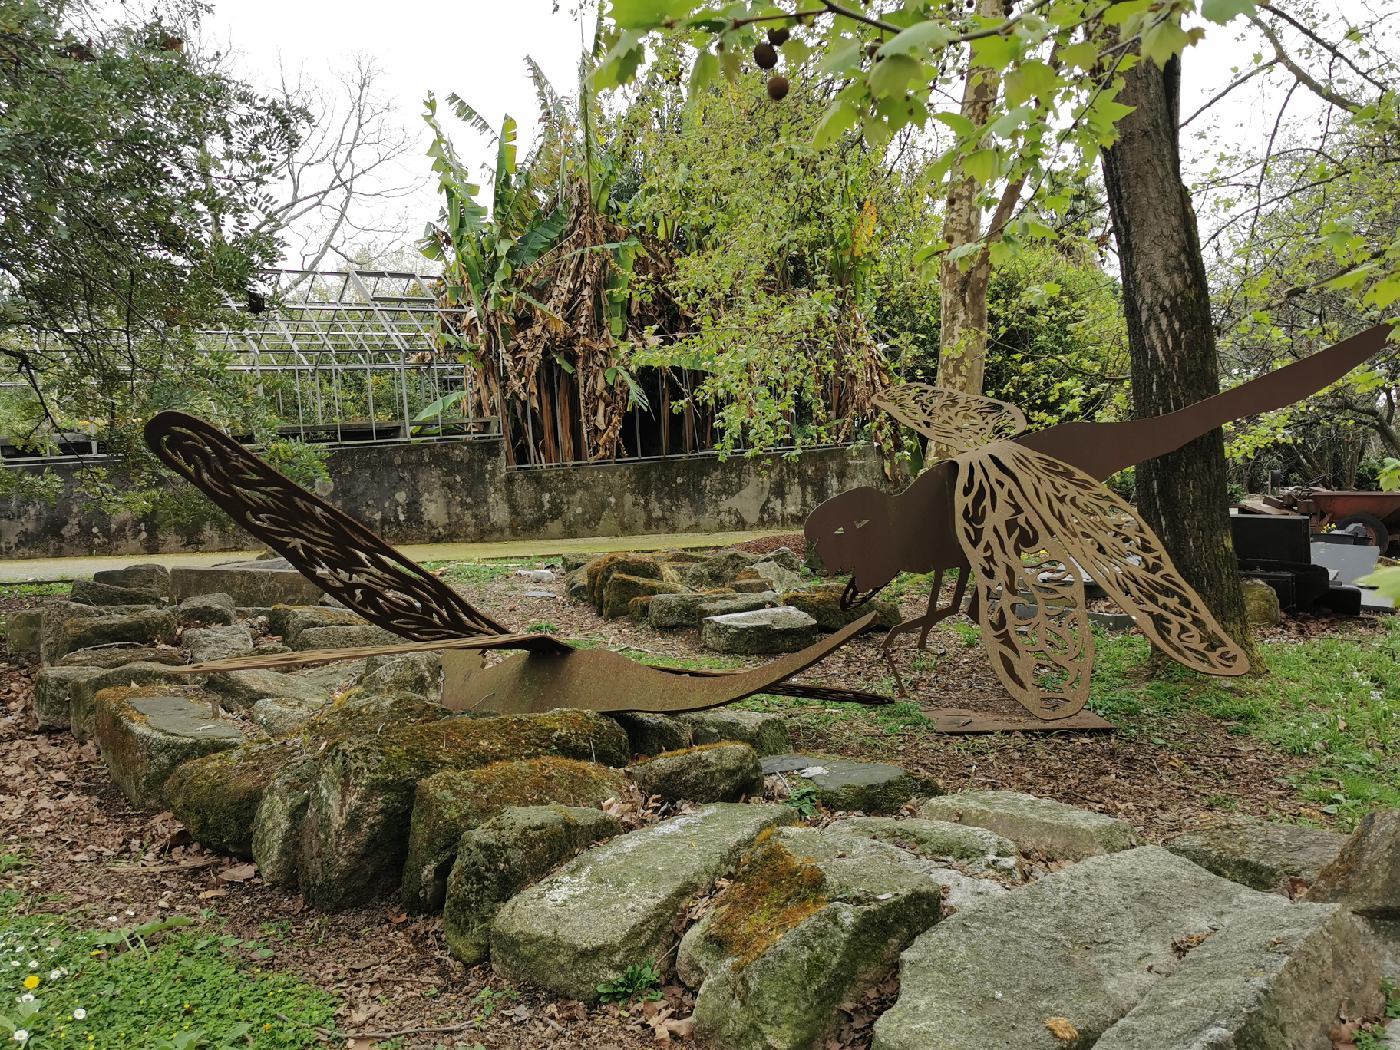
[199, 1, 1372, 269]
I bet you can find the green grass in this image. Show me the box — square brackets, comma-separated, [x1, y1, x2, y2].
[0, 895, 336, 1049]
[423, 557, 556, 585]
[1088, 621, 1400, 824]
[0, 582, 71, 598]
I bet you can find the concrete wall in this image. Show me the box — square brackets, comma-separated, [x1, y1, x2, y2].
[1, 437, 885, 558]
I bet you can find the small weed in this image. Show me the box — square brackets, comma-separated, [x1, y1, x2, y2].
[426, 558, 553, 585]
[596, 962, 664, 1004]
[783, 785, 822, 819]
[470, 985, 517, 1025]
[0, 853, 29, 876]
[525, 621, 559, 633]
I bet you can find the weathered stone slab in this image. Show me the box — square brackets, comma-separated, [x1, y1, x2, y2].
[402, 757, 627, 912]
[32, 665, 102, 730]
[444, 805, 621, 965]
[93, 563, 170, 596]
[95, 692, 243, 810]
[358, 653, 440, 698]
[182, 625, 254, 663]
[274, 605, 365, 646]
[916, 789, 1140, 861]
[69, 661, 199, 740]
[584, 554, 664, 611]
[1307, 808, 1400, 917]
[490, 803, 795, 1000]
[610, 712, 693, 756]
[1094, 903, 1380, 1050]
[1167, 818, 1347, 894]
[676, 550, 758, 589]
[629, 743, 762, 804]
[751, 558, 805, 594]
[57, 644, 183, 669]
[3, 609, 44, 660]
[174, 593, 236, 628]
[170, 564, 323, 607]
[702, 607, 818, 655]
[292, 624, 401, 651]
[649, 591, 729, 630]
[680, 709, 791, 756]
[764, 754, 930, 814]
[250, 696, 325, 735]
[71, 579, 161, 607]
[298, 710, 628, 909]
[872, 847, 1295, 1050]
[697, 592, 778, 620]
[41, 605, 177, 664]
[833, 816, 1021, 877]
[679, 826, 942, 1050]
[205, 668, 327, 709]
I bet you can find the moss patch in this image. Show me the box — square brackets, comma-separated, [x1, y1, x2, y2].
[706, 836, 828, 970]
[166, 742, 297, 858]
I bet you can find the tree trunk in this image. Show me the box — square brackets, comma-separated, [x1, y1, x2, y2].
[935, 0, 1006, 397]
[1100, 55, 1251, 649]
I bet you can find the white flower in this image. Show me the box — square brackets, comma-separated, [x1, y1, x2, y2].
[12, 1031, 28, 1044]
[48, 969, 61, 980]
[73, 1008, 87, 1020]
[18, 993, 34, 1003]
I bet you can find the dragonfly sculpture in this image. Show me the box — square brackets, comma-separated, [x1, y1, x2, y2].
[805, 324, 1394, 721]
[145, 412, 886, 715]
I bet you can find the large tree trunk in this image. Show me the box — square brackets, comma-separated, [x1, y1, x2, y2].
[1100, 55, 1251, 648]
[935, 0, 1006, 397]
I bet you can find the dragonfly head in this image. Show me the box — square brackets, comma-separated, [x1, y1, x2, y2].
[804, 486, 901, 607]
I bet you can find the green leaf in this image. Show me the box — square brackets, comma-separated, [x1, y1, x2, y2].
[962, 147, 999, 185]
[1141, 19, 1191, 68]
[818, 39, 863, 75]
[932, 111, 977, 139]
[608, 0, 691, 30]
[868, 53, 920, 98]
[970, 33, 1020, 71]
[1201, 0, 1257, 24]
[878, 21, 954, 57]
[1003, 59, 1059, 105]
[1059, 40, 1100, 70]
[687, 50, 718, 99]
[812, 100, 860, 148]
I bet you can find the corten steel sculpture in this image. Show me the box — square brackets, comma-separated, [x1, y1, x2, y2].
[145, 412, 886, 715]
[806, 324, 1394, 721]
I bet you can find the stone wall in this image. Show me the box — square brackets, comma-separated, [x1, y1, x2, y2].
[1, 438, 885, 558]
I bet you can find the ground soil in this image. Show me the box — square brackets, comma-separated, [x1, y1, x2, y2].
[0, 564, 1383, 1049]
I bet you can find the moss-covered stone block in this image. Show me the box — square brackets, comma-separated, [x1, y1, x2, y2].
[680, 709, 792, 756]
[780, 586, 900, 632]
[609, 712, 692, 756]
[628, 743, 762, 804]
[41, 606, 177, 664]
[916, 789, 1141, 862]
[601, 573, 683, 620]
[444, 805, 620, 964]
[765, 753, 933, 815]
[95, 690, 244, 810]
[69, 662, 200, 741]
[678, 827, 942, 1050]
[165, 741, 296, 858]
[3, 609, 44, 660]
[32, 665, 100, 731]
[1167, 819, 1347, 895]
[298, 709, 629, 909]
[584, 554, 662, 611]
[174, 593, 236, 628]
[273, 606, 366, 646]
[402, 757, 627, 913]
[205, 668, 327, 709]
[71, 579, 160, 607]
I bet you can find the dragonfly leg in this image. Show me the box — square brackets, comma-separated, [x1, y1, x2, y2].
[917, 568, 970, 648]
[881, 569, 943, 652]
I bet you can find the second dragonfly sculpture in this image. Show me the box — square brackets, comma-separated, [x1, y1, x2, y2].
[805, 324, 1394, 721]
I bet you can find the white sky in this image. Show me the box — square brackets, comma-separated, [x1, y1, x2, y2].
[199, 0, 1374, 268]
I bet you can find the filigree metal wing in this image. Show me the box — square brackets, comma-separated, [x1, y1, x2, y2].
[953, 447, 1096, 720]
[954, 440, 1249, 718]
[145, 411, 509, 641]
[875, 384, 1027, 457]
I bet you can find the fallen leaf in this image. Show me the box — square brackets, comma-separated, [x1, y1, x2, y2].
[1046, 1016, 1078, 1042]
[218, 862, 257, 882]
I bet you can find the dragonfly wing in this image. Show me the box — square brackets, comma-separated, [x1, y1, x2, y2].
[953, 448, 1095, 719]
[145, 411, 509, 641]
[875, 384, 1027, 457]
[989, 442, 1250, 677]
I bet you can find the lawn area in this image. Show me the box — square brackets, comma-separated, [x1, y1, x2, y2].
[0, 891, 336, 1049]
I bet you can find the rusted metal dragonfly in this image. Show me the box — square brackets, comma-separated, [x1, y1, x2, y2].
[804, 324, 1394, 721]
[146, 412, 887, 715]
